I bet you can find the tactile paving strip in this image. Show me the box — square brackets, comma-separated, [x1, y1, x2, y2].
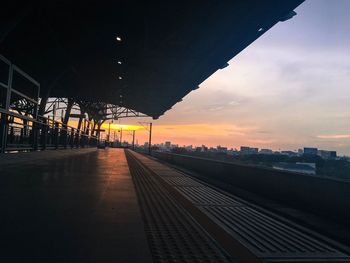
[126, 151, 233, 263]
[162, 176, 204, 187]
[201, 206, 344, 259]
[129, 151, 350, 262]
[175, 186, 243, 206]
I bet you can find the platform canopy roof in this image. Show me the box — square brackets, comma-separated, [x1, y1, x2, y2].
[1, 0, 303, 119]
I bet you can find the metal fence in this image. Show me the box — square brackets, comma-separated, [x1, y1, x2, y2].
[0, 54, 97, 153]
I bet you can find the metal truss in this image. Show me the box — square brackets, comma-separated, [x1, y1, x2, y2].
[77, 101, 148, 122]
[109, 105, 148, 120]
[10, 98, 37, 117]
[44, 98, 80, 118]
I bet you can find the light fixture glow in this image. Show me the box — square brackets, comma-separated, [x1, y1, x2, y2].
[118, 76, 122, 80]
[117, 60, 122, 64]
[116, 36, 122, 41]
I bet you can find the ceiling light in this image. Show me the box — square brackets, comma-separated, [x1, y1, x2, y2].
[117, 60, 122, 64]
[116, 36, 122, 42]
[118, 76, 122, 80]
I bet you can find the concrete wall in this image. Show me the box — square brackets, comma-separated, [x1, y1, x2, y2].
[152, 151, 350, 222]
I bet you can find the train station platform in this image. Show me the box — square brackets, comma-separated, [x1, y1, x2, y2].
[0, 148, 152, 262]
[1, 148, 349, 262]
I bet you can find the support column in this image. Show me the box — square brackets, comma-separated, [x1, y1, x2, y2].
[0, 113, 8, 153]
[41, 118, 48, 150]
[62, 98, 74, 149]
[1, 63, 13, 153]
[148, 122, 152, 155]
[63, 99, 74, 125]
[36, 82, 51, 151]
[70, 128, 74, 148]
[76, 111, 84, 148]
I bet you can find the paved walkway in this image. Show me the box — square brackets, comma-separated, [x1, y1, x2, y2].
[0, 149, 152, 263]
[127, 150, 350, 262]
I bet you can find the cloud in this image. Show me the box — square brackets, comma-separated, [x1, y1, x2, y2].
[228, 100, 240, 106]
[248, 139, 275, 144]
[256, 130, 271, 134]
[317, 134, 350, 139]
[208, 105, 225, 111]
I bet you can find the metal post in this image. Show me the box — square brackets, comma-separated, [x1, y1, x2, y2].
[120, 127, 123, 147]
[52, 103, 56, 122]
[20, 127, 24, 144]
[148, 122, 152, 155]
[0, 113, 8, 153]
[132, 130, 135, 150]
[32, 87, 40, 151]
[76, 130, 80, 148]
[0, 63, 13, 153]
[97, 122, 101, 145]
[85, 120, 90, 147]
[9, 126, 14, 144]
[70, 128, 74, 148]
[63, 99, 73, 149]
[63, 126, 68, 149]
[32, 126, 39, 151]
[54, 122, 59, 149]
[108, 122, 111, 142]
[42, 118, 47, 150]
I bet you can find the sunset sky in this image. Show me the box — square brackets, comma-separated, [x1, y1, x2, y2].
[113, 0, 350, 155]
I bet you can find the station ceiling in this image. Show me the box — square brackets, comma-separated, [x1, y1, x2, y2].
[1, 1, 304, 119]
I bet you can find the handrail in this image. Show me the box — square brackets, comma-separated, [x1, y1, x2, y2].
[0, 109, 97, 139]
[1, 110, 98, 152]
[0, 54, 97, 152]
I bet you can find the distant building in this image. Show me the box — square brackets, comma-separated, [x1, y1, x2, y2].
[273, 162, 316, 175]
[260, 149, 273, 154]
[165, 141, 171, 150]
[217, 145, 228, 153]
[252, 148, 259, 153]
[201, 145, 208, 152]
[281, 151, 298, 157]
[303, 147, 318, 156]
[240, 146, 259, 154]
[318, 150, 337, 159]
[185, 145, 193, 151]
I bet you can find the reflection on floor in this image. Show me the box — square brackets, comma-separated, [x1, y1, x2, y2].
[0, 149, 152, 262]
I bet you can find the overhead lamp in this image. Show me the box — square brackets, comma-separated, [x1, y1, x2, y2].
[258, 27, 264, 32]
[117, 60, 122, 65]
[118, 76, 122, 80]
[116, 36, 122, 42]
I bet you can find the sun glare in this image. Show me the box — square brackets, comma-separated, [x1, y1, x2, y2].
[100, 123, 144, 131]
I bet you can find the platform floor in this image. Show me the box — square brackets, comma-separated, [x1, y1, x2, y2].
[1, 149, 349, 263]
[0, 149, 152, 262]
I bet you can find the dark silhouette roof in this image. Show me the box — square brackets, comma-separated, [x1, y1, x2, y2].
[1, 1, 304, 118]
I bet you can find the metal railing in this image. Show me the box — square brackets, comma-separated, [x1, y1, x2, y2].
[0, 54, 98, 153]
[0, 110, 98, 152]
